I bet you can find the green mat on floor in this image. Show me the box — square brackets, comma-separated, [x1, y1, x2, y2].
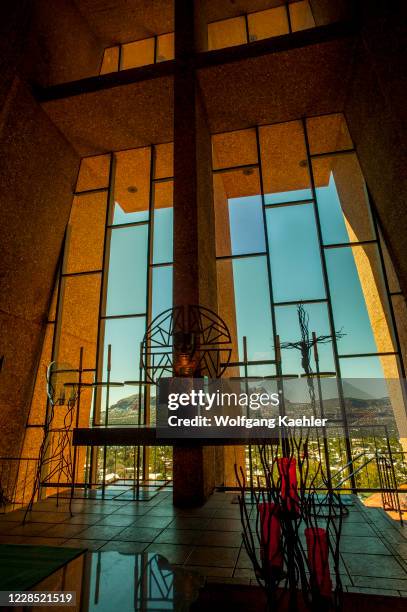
[0, 544, 85, 590]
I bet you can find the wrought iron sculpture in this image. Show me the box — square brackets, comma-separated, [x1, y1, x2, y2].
[236, 440, 344, 611]
[24, 355, 81, 519]
[141, 305, 232, 382]
[235, 304, 346, 610]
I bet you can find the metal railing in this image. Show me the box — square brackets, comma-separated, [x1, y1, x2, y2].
[330, 449, 403, 522]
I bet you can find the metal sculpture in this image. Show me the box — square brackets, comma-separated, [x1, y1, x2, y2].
[141, 305, 232, 383]
[24, 354, 82, 519]
[235, 304, 345, 610]
[236, 440, 344, 611]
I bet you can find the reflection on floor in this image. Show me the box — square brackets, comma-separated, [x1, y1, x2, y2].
[1, 489, 407, 598]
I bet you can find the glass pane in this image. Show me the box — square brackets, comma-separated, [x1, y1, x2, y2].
[76, 155, 110, 191]
[326, 245, 396, 355]
[313, 153, 374, 245]
[276, 302, 335, 375]
[306, 114, 353, 154]
[214, 168, 265, 257]
[154, 143, 173, 179]
[290, 0, 316, 32]
[64, 193, 107, 274]
[105, 225, 148, 316]
[100, 47, 119, 74]
[340, 356, 406, 440]
[152, 265, 173, 321]
[217, 256, 274, 363]
[57, 273, 101, 370]
[208, 17, 247, 51]
[212, 128, 258, 170]
[267, 204, 325, 302]
[259, 121, 312, 204]
[153, 182, 173, 264]
[156, 33, 174, 62]
[247, 6, 289, 41]
[112, 148, 151, 224]
[339, 354, 401, 378]
[100, 316, 146, 411]
[121, 38, 155, 69]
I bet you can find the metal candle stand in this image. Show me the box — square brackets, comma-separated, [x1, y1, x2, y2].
[236, 439, 344, 611]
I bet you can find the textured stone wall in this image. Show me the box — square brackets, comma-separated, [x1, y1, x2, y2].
[0, 77, 79, 460]
[344, 2, 407, 293]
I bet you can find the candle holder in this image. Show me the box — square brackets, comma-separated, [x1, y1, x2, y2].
[235, 437, 344, 611]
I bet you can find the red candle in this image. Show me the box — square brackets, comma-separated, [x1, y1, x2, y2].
[305, 527, 332, 598]
[277, 457, 299, 513]
[258, 502, 283, 570]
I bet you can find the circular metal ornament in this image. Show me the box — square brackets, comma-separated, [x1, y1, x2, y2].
[141, 305, 232, 383]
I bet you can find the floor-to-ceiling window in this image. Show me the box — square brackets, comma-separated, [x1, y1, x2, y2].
[212, 113, 407, 489]
[23, 143, 174, 492]
[23, 112, 407, 496]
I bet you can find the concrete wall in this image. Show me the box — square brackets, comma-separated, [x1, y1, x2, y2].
[344, 1, 407, 292]
[0, 0, 102, 464]
[21, 0, 103, 87]
[0, 76, 79, 459]
[1, 0, 103, 91]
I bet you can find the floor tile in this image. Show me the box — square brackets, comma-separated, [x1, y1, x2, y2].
[0, 521, 22, 534]
[154, 529, 202, 545]
[110, 504, 149, 516]
[20, 536, 68, 546]
[169, 517, 211, 530]
[70, 504, 109, 515]
[94, 514, 138, 527]
[339, 536, 391, 555]
[43, 524, 88, 538]
[183, 565, 233, 578]
[145, 506, 178, 517]
[388, 541, 407, 559]
[347, 586, 400, 596]
[195, 530, 243, 548]
[353, 576, 407, 591]
[132, 515, 173, 529]
[207, 518, 242, 532]
[340, 523, 375, 537]
[207, 576, 250, 585]
[342, 552, 407, 579]
[213, 508, 242, 519]
[146, 543, 193, 564]
[115, 526, 162, 542]
[100, 541, 148, 553]
[24, 512, 72, 523]
[236, 548, 255, 569]
[10, 522, 52, 536]
[76, 525, 125, 540]
[186, 546, 239, 568]
[0, 535, 31, 545]
[233, 568, 256, 580]
[175, 508, 217, 518]
[63, 513, 107, 525]
[61, 538, 106, 551]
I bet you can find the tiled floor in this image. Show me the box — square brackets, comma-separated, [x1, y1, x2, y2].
[1, 489, 407, 597]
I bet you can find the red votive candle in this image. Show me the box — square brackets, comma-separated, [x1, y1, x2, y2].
[277, 457, 299, 513]
[258, 502, 283, 570]
[305, 527, 332, 598]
